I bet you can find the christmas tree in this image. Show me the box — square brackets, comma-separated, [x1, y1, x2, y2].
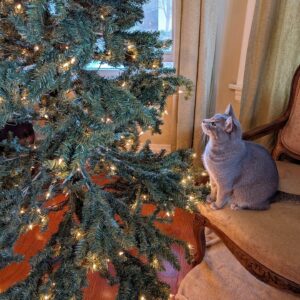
[0, 1, 201, 299]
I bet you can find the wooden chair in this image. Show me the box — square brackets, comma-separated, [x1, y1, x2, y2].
[193, 65, 300, 295]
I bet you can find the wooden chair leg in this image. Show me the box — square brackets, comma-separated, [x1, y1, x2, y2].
[192, 213, 206, 266]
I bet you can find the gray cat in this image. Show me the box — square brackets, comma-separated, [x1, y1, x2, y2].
[202, 104, 278, 210]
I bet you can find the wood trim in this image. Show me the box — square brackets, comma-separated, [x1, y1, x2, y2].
[192, 213, 206, 266]
[193, 213, 300, 295]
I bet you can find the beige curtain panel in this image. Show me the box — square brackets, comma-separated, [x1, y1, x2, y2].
[175, 0, 225, 155]
[238, 0, 300, 148]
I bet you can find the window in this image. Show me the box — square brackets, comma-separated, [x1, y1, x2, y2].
[85, 0, 173, 71]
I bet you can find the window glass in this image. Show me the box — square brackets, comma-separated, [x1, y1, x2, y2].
[86, 0, 173, 71]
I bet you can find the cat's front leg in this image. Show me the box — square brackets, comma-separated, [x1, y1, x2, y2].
[210, 188, 232, 210]
[206, 178, 217, 203]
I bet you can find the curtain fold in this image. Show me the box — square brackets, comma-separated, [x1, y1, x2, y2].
[175, 0, 225, 155]
[240, 0, 300, 147]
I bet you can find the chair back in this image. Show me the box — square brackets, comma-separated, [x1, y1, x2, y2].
[275, 65, 300, 160]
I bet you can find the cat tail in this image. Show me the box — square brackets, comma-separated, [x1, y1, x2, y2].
[272, 191, 300, 203]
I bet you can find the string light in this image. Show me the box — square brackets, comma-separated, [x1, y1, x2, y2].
[139, 131, 144, 136]
[140, 296, 146, 300]
[34, 45, 40, 52]
[40, 294, 51, 300]
[46, 192, 51, 199]
[19, 208, 26, 215]
[28, 223, 34, 230]
[118, 251, 124, 256]
[100, 14, 105, 20]
[36, 208, 41, 214]
[74, 229, 84, 240]
[92, 263, 98, 271]
[178, 89, 184, 94]
[166, 212, 171, 217]
[127, 43, 134, 50]
[70, 57, 76, 64]
[58, 158, 63, 165]
[121, 81, 126, 87]
[15, 3, 22, 13]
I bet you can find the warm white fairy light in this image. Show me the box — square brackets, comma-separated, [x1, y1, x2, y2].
[46, 192, 51, 199]
[70, 57, 76, 64]
[36, 208, 41, 214]
[15, 3, 22, 13]
[110, 165, 116, 171]
[100, 14, 105, 20]
[34, 45, 40, 52]
[28, 223, 34, 230]
[140, 296, 146, 300]
[51, 282, 56, 287]
[121, 81, 126, 87]
[166, 211, 171, 217]
[40, 294, 51, 300]
[181, 178, 187, 185]
[131, 54, 137, 59]
[44, 114, 49, 119]
[201, 171, 208, 176]
[192, 153, 197, 158]
[20, 208, 26, 215]
[58, 158, 63, 165]
[188, 244, 194, 250]
[139, 131, 144, 136]
[62, 62, 69, 68]
[127, 43, 134, 50]
[178, 89, 184, 94]
[92, 263, 98, 271]
[118, 251, 124, 256]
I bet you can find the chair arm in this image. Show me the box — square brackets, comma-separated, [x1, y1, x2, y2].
[242, 117, 288, 141]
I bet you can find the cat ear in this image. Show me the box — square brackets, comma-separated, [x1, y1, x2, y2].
[225, 104, 236, 119]
[225, 116, 233, 133]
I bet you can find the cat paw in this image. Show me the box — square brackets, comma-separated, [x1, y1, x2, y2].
[210, 202, 220, 210]
[230, 203, 241, 211]
[206, 194, 215, 204]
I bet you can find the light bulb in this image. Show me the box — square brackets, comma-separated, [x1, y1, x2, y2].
[118, 251, 124, 256]
[15, 3, 22, 13]
[58, 158, 63, 165]
[100, 14, 105, 20]
[34, 45, 40, 52]
[20, 208, 25, 215]
[46, 192, 51, 199]
[28, 224, 34, 230]
[121, 82, 126, 87]
[70, 57, 76, 64]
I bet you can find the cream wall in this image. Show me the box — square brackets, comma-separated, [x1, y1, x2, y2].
[141, 0, 248, 150]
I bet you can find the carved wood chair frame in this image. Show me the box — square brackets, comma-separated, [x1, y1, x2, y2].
[193, 65, 300, 295]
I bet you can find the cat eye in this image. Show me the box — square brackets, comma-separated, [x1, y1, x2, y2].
[211, 122, 216, 126]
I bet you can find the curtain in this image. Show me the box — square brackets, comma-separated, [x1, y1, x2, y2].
[239, 0, 300, 147]
[175, 0, 225, 155]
